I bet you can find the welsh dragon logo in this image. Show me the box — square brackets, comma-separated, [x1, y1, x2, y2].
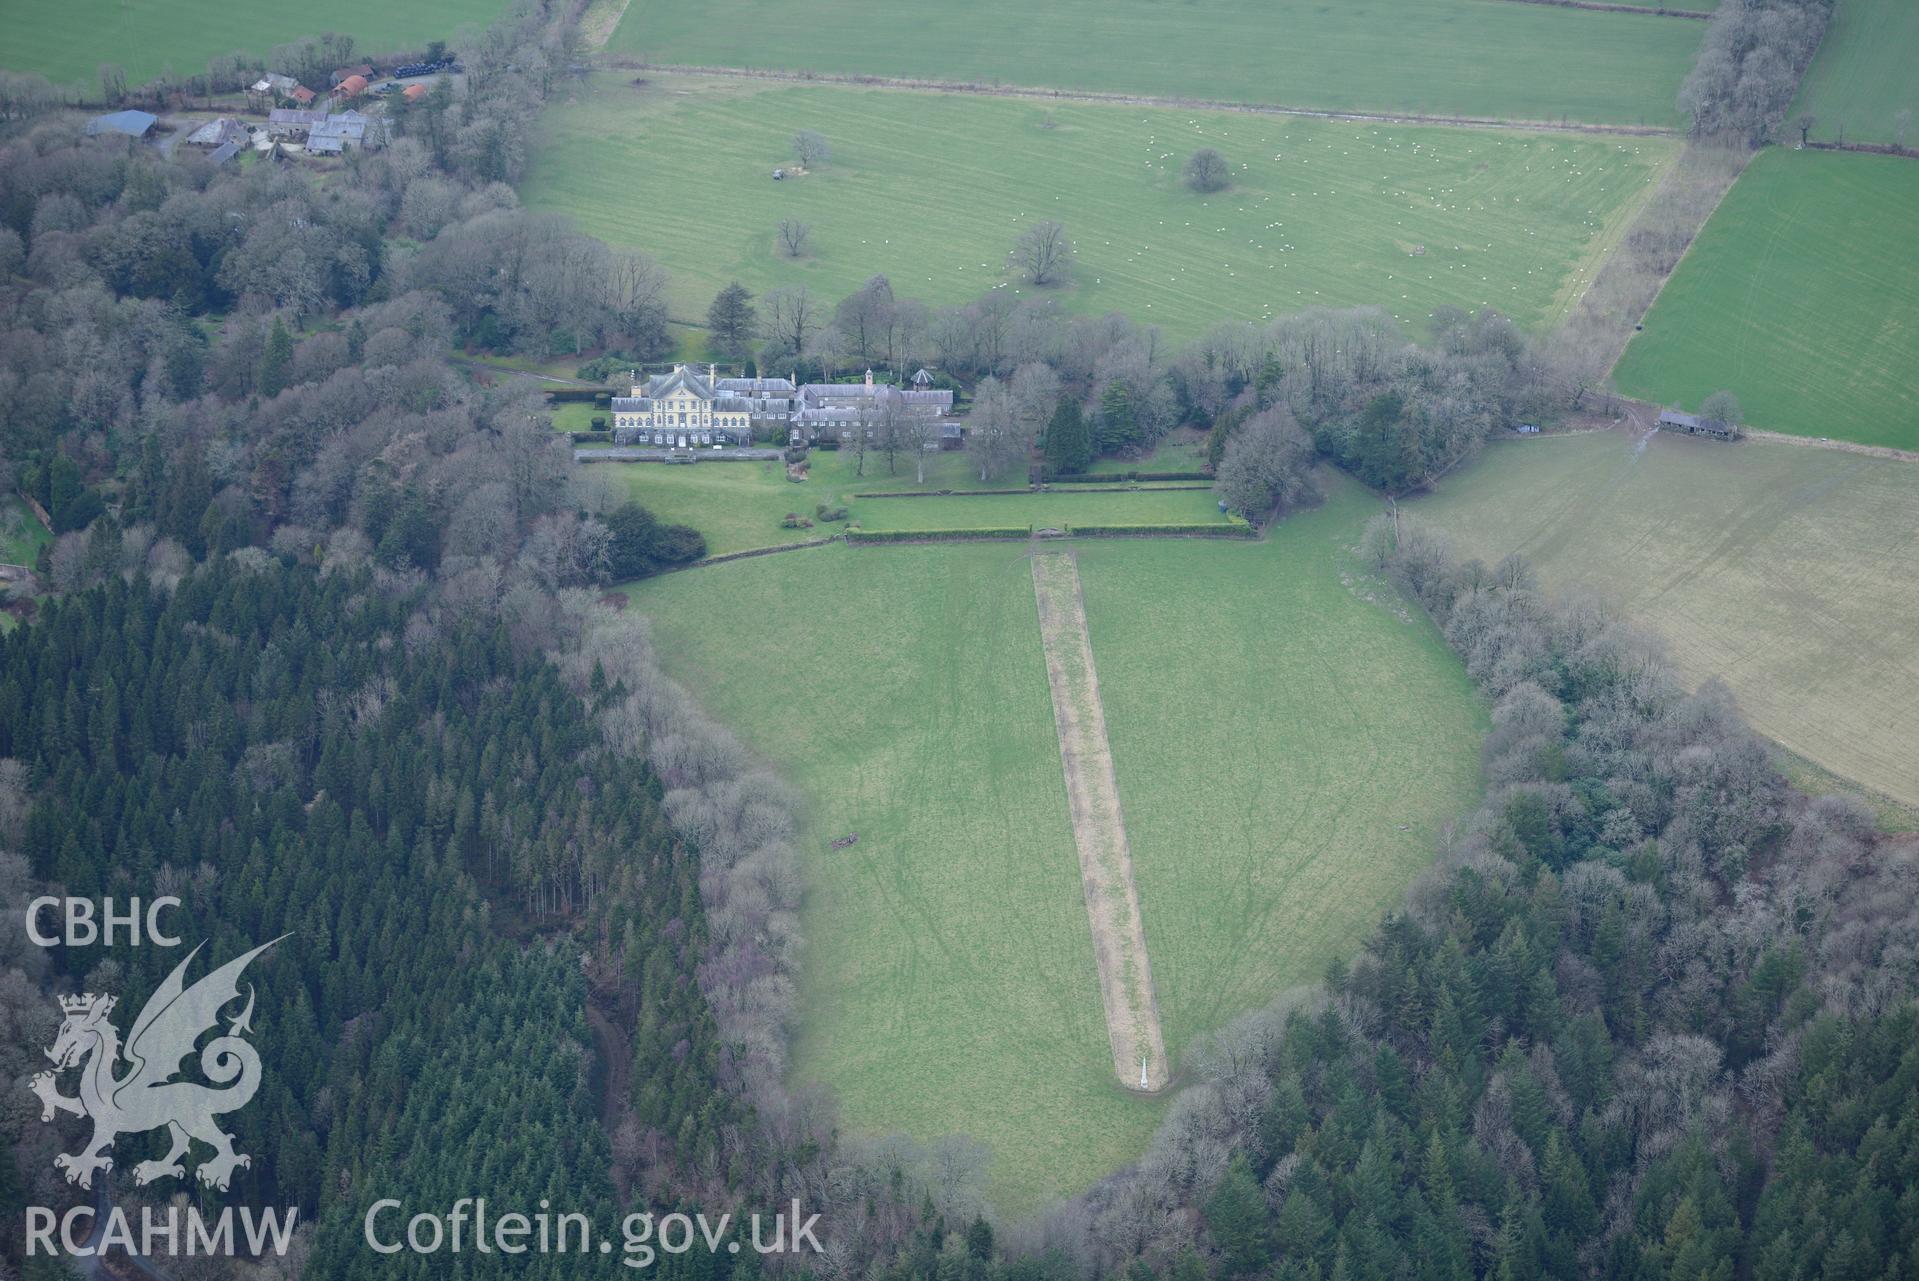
[29, 938, 282, 1192]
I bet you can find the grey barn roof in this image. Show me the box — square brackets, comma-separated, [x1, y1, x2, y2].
[713, 376, 797, 394]
[641, 366, 714, 399]
[186, 117, 245, 147]
[86, 110, 157, 137]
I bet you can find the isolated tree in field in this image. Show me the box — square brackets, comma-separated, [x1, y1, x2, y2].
[706, 282, 757, 362]
[1183, 147, 1231, 193]
[777, 218, 811, 259]
[791, 129, 830, 169]
[1043, 396, 1089, 473]
[1794, 113, 1816, 146]
[1216, 405, 1319, 519]
[1012, 220, 1073, 286]
[1700, 389, 1741, 426]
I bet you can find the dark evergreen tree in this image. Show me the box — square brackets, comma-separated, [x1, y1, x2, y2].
[707, 282, 758, 363]
[1043, 399, 1092, 474]
[258, 316, 294, 399]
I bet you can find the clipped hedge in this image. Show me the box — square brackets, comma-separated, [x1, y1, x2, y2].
[1065, 521, 1254, 539]
[846, 526, 1032, 543]
[571, 430, 613, 444]
[858, 483, 1212, 498]
[854, 488, 1030, 498]
[1044, 469, 1212, 483]
[1039, 484, 1213, 494]
[547, 387, 614, 403]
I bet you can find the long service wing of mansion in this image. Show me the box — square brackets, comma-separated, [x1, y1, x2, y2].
[612, 366, 954, 447]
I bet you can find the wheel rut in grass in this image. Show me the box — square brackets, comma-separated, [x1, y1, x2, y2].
[1030, 550, 1169, 1092]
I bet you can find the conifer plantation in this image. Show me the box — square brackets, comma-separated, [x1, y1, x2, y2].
[1, 560, 736, 1274]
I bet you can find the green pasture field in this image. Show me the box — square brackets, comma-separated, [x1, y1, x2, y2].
[0, 0, 500, 90]
[1074, 483, 1485, 1055]
[525, 76, 1677, 343]
[624, 476, 1484, 1208]
[1409, 431, 1919, 811]
[1, 498, 51, 567]
[1613, 150, 1919, 449]
[608, 0, 1700, 126]
[1789, 0, 1919, 146]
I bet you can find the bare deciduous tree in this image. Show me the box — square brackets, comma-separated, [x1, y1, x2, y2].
[1214, 404, 1319, 520]
[966, 376, 1025, 482]
[1700, 388, 1741, 426]
[762, 285, 820, 362]
[777, 217, 811, 258]
[1012, 220, 1073, 286]
[1183, 147, 1231, 193]
[791, 129, 829, 169]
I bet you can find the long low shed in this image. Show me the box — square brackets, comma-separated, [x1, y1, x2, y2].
[1658, 409, 1741, 440]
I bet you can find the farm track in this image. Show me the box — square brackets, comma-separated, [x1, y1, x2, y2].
[1492, 0, 1709, 17]
[608, 61, 1684, 138]
[1031, 551, 1169, 1093]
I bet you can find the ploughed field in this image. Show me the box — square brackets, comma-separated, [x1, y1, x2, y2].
[623, 477, 1484, 1209]
[608, 0, 1702, 126]
[1410, 430, 1919, 812]
[525, 74, 1678, 342]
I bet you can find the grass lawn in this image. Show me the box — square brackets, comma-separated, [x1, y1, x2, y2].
[624, 476, 1483, 1209]
[1409, 431, 1919, 811]
[1789, 0, 1919, 146]
[0, 0, 501, 90]
[0, 499, 51, 567]
[1075, 481, 1485, 1055]
[853, 487, 1231, 532]
[1085, 434, 1211, 475]
[604, 449, 1228, 550]
[603, 449, 1029, 555]
[608, 0, 1699, 127]
[527, 75, 1677, 342]
[1613, 150, 1919, 449]
[548, 400, 605, 432]
[630, 540, 1160, 1212]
